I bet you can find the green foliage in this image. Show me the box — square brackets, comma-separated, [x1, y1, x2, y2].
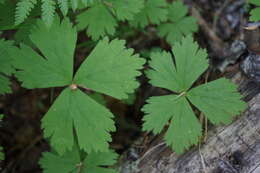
[0, 40, 16, 94]
[0, 1, 16, 30]
[15, 0, 37, 25]
[41, 0, 56, 27]
[40, 146, 118, 173]
[249, 0, 260, 21]
[142, 35, 246, 154]
[76, 0, 144, 40]
[158, 1, 198, 45]
[10, 18, 144, 155]
[15, 0, 94, 26]
[130, 0, 168, 28]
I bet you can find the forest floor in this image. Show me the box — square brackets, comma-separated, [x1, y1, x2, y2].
[0, 0, 258, 172]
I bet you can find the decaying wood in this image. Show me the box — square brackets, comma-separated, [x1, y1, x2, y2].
[119, 71, 260, 173]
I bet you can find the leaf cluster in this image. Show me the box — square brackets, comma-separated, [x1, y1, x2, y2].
[142, 35, 246, 153]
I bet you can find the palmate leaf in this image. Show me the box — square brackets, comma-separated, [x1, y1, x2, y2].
[107, 0, 144, 21]
[40, 146, 118, 173]
[12, 18, 76, 89]
[130, 0, 168, 28]
[76, 2, 117, 40]
[158, 1, 198, 45]
[10, 18, 144, 155]
[142, 36, 245, 153]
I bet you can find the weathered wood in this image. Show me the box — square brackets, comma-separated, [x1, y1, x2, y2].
[119, 71, 260, 173]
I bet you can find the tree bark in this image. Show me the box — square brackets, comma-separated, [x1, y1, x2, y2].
[119, 70, 260, 173]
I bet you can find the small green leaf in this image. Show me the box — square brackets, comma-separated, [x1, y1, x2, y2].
[158, 1, 198, 44]
[39, 147, 81, 173]
[84, 150, 118, 173]
[130, 0, 168, 28]
[107, 0, 144, 21]
[40, 147, 118, 173]
[74, 38, 145, 100]
[42, 88, 116, 155]
[164, 97, 201, 154]
[41, 0, 56, 27]
[15, 0, 37, 25]
[76, 2, 117, 40]
[147, 35, 208, 92]
[146, 51, 180, 92]
[187, 78, 246, 124]
[57, 0, 68, 16]
[13, 18, 76, 88]
[249, 8, 260, 21]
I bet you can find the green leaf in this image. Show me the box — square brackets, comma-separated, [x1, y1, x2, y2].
[142, 95, 201, 154]
[83, 150, 118, 173]
[42, 88, 116, 154]
[74, 38, 145, 100]
[39, 147, 81, 173]
[76, 2, 117, 40]
[0, 1, 16, 30]
[249, 8, 260, 21]
[57, 0, 68, 16]
[13, 18, 76, 89]
[14, 19, 36, 46]
[147, 35, 207, 92]
[71, 0, 78, 11]
[15, 0, 37, 25]
[187, 78, 247, 124]
[0, 39, 16, 94]
[40, 147, 118, 173]
[107, 0, 144, 21]
[250, 0, 260, 6]
[146, 51, 180, 91]
[142, 36, 245, 153]
[164, 97, 201, 154]
[10, 18, 143, 155]
[0, 75, 11, 94]
[130, 0, 168, 28]
[158, 1, 198, 44]
[41, 0, 56, 27]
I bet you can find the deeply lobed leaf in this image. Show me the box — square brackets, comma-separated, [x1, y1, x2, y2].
[76, 2, 117, 40]
[12, 18, 76, 89]
[143, 36, 245, 153]
[74, 38, 145, 100]
[42, 88, 116, 154]
[130, 0, 168, 28]
[158, 1, 198, 44]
